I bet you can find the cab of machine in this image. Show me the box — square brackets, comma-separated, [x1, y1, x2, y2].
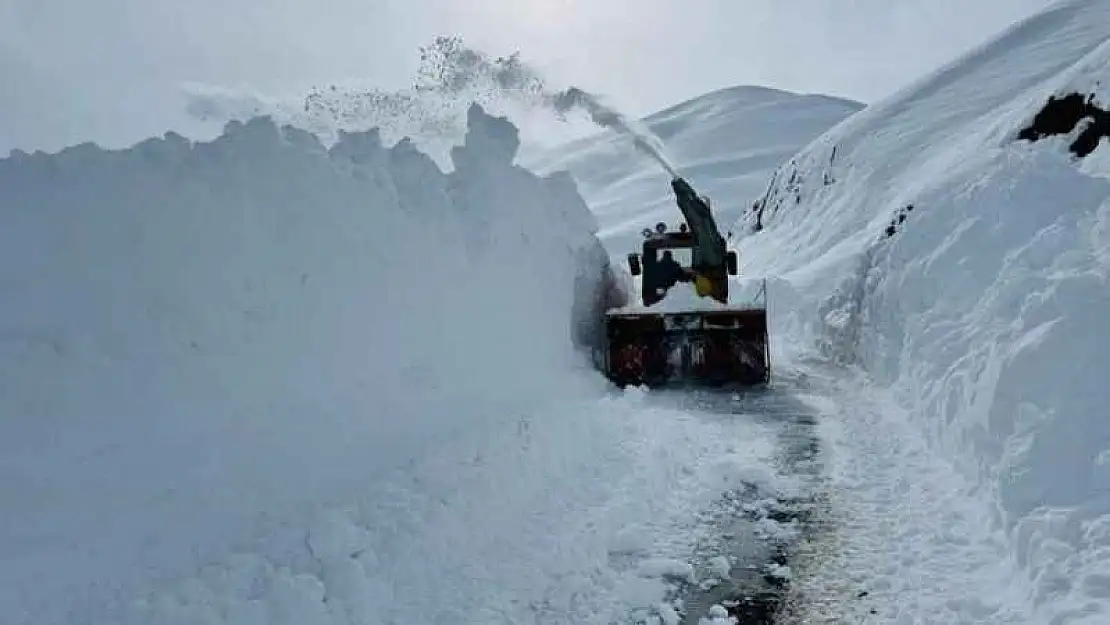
[626, 222, 739, 305]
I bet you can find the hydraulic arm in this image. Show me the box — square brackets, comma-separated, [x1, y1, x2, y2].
[670, 177, 727, 271]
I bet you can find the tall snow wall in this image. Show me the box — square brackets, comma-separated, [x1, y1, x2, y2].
[0, 103, 618, 624]
[733, 1, 1110, 620]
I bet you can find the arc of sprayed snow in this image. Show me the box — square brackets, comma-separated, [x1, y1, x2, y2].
[180, 37, 683, 180]
[549, 87, 680, 178]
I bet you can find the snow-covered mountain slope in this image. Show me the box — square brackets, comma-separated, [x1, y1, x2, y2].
[522, 85, 863, 257]
[741, 0, 1110, 560]
[0, 104, 802, 625]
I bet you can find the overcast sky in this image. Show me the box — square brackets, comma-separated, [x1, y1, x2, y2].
[0, 0, 1057, 154]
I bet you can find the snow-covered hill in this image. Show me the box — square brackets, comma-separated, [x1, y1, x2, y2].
[540, 0, 1110, 622]
[523, 85, 863, 257]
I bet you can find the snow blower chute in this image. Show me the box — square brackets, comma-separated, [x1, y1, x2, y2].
[602, 177, 770, 388]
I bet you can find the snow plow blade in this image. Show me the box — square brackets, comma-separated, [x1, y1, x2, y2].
[603, 307, 770, 388]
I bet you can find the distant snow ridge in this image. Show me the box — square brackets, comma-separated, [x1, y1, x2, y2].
[732, 1, 1110, 621]
[0, 103, 618, 625]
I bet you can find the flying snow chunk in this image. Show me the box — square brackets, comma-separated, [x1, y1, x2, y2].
[638, 558, 696, 583]
[698, 604, 737, 625]
[707, 555, 732, 579]
[765, 562, 792, 580]
[307, 510, 371, 563]
[657, 601, 681, 625]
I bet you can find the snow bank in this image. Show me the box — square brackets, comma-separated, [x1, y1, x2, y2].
[732, 0, 1110, 620]
[0, 103, 626, 623]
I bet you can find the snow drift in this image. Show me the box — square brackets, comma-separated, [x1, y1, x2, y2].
[725, 0, 1110, 621]
[0, 103, 637, 624]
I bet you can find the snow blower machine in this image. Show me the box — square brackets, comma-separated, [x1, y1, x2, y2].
[602, 177, 770, 388]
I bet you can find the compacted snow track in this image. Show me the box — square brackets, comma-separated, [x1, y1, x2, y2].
[632, 372, 830, 625]
[650, 357, 1045, 625]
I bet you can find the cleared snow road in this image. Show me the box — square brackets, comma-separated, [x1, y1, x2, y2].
[635, 374, 830, 625]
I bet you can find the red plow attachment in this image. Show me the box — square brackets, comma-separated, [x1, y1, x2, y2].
[603, 307, 770, 389]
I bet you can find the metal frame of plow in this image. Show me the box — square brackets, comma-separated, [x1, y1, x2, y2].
[604, 279, 771, 389]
